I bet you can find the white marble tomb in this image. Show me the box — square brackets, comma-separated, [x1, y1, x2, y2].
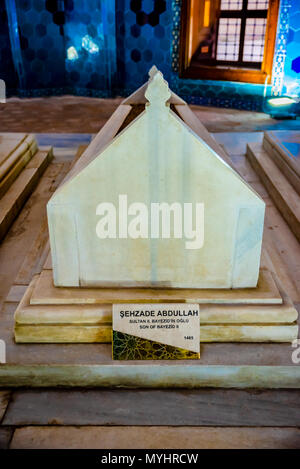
[47, 68, 265, 288]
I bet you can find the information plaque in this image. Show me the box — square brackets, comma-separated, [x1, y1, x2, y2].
[112, 303, 200, 360]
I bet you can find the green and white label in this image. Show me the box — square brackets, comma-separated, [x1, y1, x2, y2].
[112, 303, 200, 360]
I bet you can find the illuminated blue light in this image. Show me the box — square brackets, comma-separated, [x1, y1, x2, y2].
[82, 35, 99, 54]
[285, 79, 300, 98]
[264, 94, 299, 118]
[67, 46, 79, 61]
[268, 96, 297, 106]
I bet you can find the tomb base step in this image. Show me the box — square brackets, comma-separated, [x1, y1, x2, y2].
[14, 323, 298, 344]
[13, 274, 298, 326]
[29, 268, 283, 306]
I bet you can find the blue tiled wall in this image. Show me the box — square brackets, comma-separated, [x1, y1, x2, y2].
[271, 0, 300, 97]
[15, 0, 66, 95]
[115, 0, 172, 95]
[65, 0, 117, 96]
[0, 1, 19, 92]
[1, 0, 299, 110]
[282, 1, 300, 97]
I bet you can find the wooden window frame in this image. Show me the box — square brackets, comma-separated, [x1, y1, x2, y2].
[179, 0, 280, 84]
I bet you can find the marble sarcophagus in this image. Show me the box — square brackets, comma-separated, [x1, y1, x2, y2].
[47, 68, 265, 289]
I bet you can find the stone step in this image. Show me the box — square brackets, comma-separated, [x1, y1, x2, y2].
[9, 426, 300, 449]
[263, 131, 300, 195]
[0, 148, 53, 242]
[3, 388, 300, 427]
[247, 142, 300, 243]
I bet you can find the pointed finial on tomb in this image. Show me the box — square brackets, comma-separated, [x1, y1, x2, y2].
[148, 65, 158, 79]
[145, 70, 171, 112]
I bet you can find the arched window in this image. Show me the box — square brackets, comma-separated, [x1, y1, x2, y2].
[179, 0, 280, 83]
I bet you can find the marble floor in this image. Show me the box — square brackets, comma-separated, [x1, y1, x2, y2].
[1, 95, 300, 134]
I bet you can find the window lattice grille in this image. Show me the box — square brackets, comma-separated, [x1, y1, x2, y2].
[243, 17, 267, 62]
[220, 0, 243, 10]
[216, 0, 268, 65]
[247, 0, 269, 10]
[216, 18, 241, 61]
